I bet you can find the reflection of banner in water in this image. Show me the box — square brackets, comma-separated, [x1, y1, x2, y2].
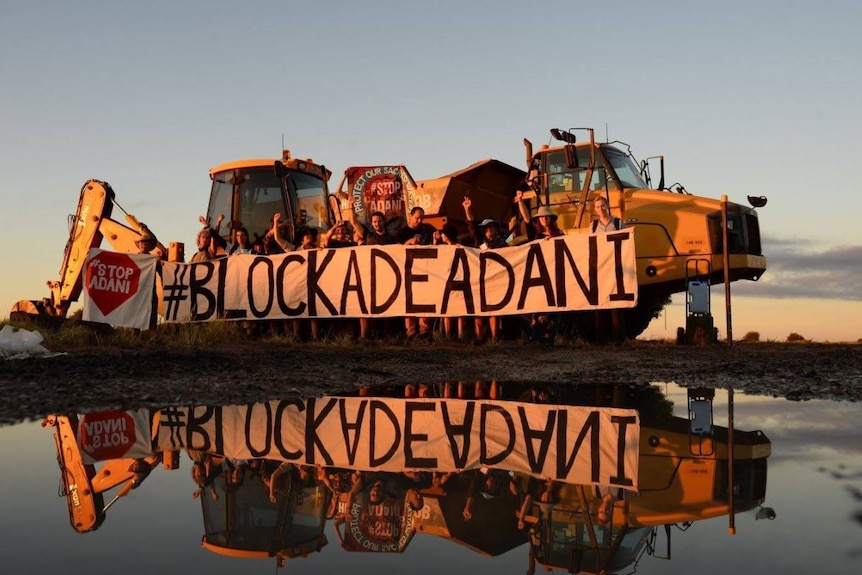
[159, 231, 636, 322]
[156, 398, 640, 490]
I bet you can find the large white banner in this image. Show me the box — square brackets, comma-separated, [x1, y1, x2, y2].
[82, 249, 158, 329]
[156, 397, 640, 490]
[160, 231, 637, 322]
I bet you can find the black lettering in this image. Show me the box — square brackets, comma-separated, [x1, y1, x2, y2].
[245, 402, 272, 458]
[479, 252, 514, 312]
[185, 405, 222, 454]
[307, 250, 338, 316]
[274, 400, 304, 460]
[247, 257, 274, 318]
[276, 254, 308, 316]
[370, 400, 401, 467]
[404, 248, 437, 314]
[517, 243, 555, 309]
[305, 397, 337, 465]
[340, 250, 369, 315]
[555, 235, 597, 306]
[441, 401, 475, 468]
[556, 410, 600, 482]
[404, 402, 437, 468]
[215, 257, 233, 318]
[441, 248, 475, 315]
[610, 415, 636, 487]
[370, 248, 401, 314]
[479, 404, 515, 466]
[190, 262, 217, 321]
[339, 398, 368, 465]
[607, 232, 636, 302]
[517, 406, 557, 473]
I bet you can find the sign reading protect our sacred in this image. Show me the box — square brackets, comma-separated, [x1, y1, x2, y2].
[157, 397, 640, 490]
[159, 231, 636, 322]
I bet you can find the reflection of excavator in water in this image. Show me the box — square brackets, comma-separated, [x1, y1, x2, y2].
[43, 413, 166, 533]
[11, 179, 176, 322]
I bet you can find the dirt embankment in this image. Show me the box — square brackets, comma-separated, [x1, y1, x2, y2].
[1, 341, 860, 424]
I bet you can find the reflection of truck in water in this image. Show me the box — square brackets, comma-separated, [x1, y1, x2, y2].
[517, 383, 771, 574]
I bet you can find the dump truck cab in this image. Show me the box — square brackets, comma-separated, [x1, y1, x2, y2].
[520, 128, 767, 338]
[207, 151, 333, 247]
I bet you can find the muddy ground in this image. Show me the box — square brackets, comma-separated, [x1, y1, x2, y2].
[1, 340, 860, 425]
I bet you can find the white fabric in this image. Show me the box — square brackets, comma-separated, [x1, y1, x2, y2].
[159, 230, 637, 322]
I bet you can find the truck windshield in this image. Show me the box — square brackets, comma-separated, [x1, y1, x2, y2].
[602, 146, 647, 189]
[288, 171, 328, 231]
[209, 167, 326, 244]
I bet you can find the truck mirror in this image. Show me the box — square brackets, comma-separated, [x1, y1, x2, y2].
[273, 160, 288, 178]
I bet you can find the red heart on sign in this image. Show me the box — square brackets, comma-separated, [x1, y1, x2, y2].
[85, 252, 141, 316]
[78, 410, 137, 461]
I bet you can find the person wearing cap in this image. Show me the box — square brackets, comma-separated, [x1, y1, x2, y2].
[462, 196, 509, 342]
[515, 189, 563, 241]
[134, 225, 164, 258]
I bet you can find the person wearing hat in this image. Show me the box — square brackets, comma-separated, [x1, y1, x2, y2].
[134, 224, 165, 329]
[462, 196, 509, 343]
[515, 189, 564, 241]
[134, 225, 163, 258]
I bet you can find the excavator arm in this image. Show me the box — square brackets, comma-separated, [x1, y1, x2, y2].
[43, 413, 162, 534]
[11, 179, 167, 319]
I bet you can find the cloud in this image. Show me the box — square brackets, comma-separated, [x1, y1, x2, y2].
[732, 237, 862, 300]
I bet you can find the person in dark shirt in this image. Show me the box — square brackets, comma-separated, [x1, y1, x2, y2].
[357, 211, 397, 246]
[396, 206, 437, 246]
[396, 207, 437, 341]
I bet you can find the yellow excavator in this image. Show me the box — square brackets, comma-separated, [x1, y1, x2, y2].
[11, 179, 176, 322]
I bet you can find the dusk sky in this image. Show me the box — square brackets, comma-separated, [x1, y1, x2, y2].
[2, 0, 860, 342]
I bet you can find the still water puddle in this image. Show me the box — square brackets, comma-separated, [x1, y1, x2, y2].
[1, 382, 860, 574]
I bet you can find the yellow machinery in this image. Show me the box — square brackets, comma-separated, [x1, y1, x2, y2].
[207, 150, 334, 247]
[515, 128, 767, 338]
[17, 128, 766, 341]
[518, 383, 770, 574]
[11, 179, 175, 321]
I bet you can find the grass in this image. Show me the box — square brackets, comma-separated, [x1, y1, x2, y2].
[3, 317, 856, 353]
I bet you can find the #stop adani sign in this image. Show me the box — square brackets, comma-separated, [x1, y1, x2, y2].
[78, 409, 154, 463]
[82, 249, 158, 329]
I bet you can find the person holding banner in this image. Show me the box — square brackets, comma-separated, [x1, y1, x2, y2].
[515, 190, 564, 241]
[463, 196, 509, 343]
[397, 207, 437, 342]
[290, 226, 321, 341]
[191, 215, 227, 263]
